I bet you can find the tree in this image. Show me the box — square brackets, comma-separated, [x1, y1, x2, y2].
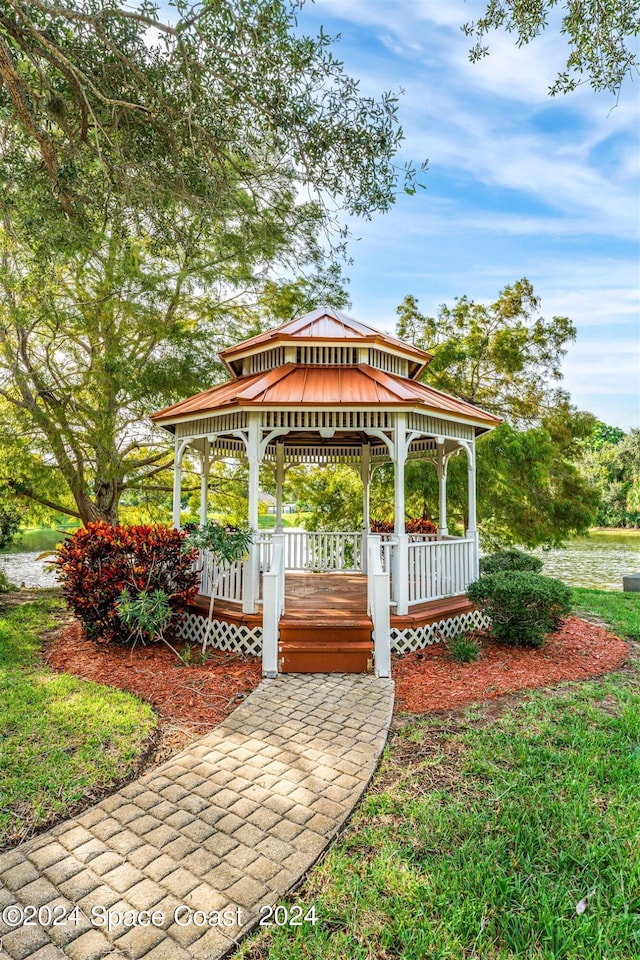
[393, 282, 600, 547]
[0, 0, 424, 525]
[473, 407, 599, 548]
[580, 425, 640, 526]
[0, 501, 20, 550]
[396, 279, 576, 425]
[463, 1, 640, 96]
[0, 0, 424, 221]
[290, 465, 363, 532]
[0, 179, 349, 524]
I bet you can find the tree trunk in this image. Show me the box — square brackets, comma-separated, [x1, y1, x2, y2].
[74, 483, 119, 526]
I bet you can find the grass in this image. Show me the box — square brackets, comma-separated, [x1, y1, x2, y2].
[572, 587, 640, 641]
[236, 591, 640, 960]
[589, 527, 640, 537]
[0, 593, 157, 847]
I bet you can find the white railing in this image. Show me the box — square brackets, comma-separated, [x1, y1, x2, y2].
[407, 538, 475, 605]
[198, 549, 244, 603]
[198, 534, 475, 611]
[259, 530, 362, 572]
[262, 535, 285, 676]
[367, 535, 390, 678]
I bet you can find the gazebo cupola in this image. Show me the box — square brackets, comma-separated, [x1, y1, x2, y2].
[219, 307, 430, 380]
[151, 307, 500, 678]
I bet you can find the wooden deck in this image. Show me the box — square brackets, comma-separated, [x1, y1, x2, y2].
[282, 573, 368, 623]
[188, 573, 476, 673]
[189, 572, 474, 630]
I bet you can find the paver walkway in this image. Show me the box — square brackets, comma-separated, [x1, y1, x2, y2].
[0, 674, 394, 960]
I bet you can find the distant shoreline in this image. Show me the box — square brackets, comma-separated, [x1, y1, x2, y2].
[589, 527, 640, 536]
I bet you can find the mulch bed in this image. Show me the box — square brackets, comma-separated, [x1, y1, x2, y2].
[393, 616, 630, 714]
[45, 621, 262, 737]
[44, 616, 630, 732]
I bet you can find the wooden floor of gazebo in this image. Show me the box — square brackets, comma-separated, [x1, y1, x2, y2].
[188, 573, 475, 672]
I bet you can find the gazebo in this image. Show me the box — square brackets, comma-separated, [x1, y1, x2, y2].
[150, 307, 499, 678]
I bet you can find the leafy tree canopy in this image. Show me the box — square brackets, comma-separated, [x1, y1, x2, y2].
[392, 281, 599, 547]
[463, 0, 640, 95]
[0, 182, 351, 524]
[582, 421, 626, 451]
[474, 407, 599, 548]
[0, 0, 425, 223]
[396, 279, 576, 426]
[286, 464, 363, 532]
[580, 426, 640, 526]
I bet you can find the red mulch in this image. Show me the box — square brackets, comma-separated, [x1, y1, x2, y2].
[45, 621, 262, 736]
[45, 616, 630, 734]
[394, 616, 630, 714]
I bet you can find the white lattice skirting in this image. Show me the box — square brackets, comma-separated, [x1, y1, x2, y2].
[178, 608, 489, 660]
[390, 609, 491, 655]
[178, 611, 263, 657]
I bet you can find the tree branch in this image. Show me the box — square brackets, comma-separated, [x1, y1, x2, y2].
[6, 479, 81, 519]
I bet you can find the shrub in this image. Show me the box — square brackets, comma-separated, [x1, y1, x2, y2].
[479, 548, 543, 576]
[56, 522, 199, 645]
[0, 504, 21, 550]
[444, 633, 481, 663]
[0, 566, 16, 605]
[0, 567, 15, 593]
[185, 521, 252, 566]
[115, 588, 174, 651]
[467, 571, 571, 648]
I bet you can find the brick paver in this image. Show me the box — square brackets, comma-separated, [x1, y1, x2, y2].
[0, 674, 393, 960]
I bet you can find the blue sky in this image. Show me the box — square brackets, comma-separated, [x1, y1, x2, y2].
[295, 0, 640, 431]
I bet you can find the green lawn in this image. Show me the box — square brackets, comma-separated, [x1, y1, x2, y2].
[572, 586, 640, 641]
[0, 594, 157, 847]
[258, 513, 312, 529]
[236, 589, 640, 960]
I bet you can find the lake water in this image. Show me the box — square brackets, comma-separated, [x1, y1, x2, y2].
[0, 528, 72, 589]
[532, 532, 640, 591]
[1, 528, 639, 591]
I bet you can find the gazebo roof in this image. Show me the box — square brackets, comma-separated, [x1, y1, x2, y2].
[151, 363, 500, 432]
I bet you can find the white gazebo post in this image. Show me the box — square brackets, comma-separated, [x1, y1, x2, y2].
[465, 439, 479, 578]
[361, 443, 371, 573]
[172, 437, 186, 529]
[436, 437, 448, 539]
[275, 442, 285, 534]
[393, 412, 409, 616]
[199, 437, 210, 527]
[243, 413, 261, 614]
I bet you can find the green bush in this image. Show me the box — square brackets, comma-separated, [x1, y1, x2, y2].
[467, 571, 571, 648]
[479, 548, 543, 576]
[115, 588, 174, 650]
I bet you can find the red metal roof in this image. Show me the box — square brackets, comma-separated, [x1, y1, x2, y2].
[151, 364, 500, 429]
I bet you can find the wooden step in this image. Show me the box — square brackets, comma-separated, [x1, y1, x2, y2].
[279, 619, 374, 673]
[279, 621, 372, 646]
[279, 640, 373, 673]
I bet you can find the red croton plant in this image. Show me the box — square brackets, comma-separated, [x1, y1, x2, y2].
[371, 518, 438, 535]
[56, 522, 199, 644]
